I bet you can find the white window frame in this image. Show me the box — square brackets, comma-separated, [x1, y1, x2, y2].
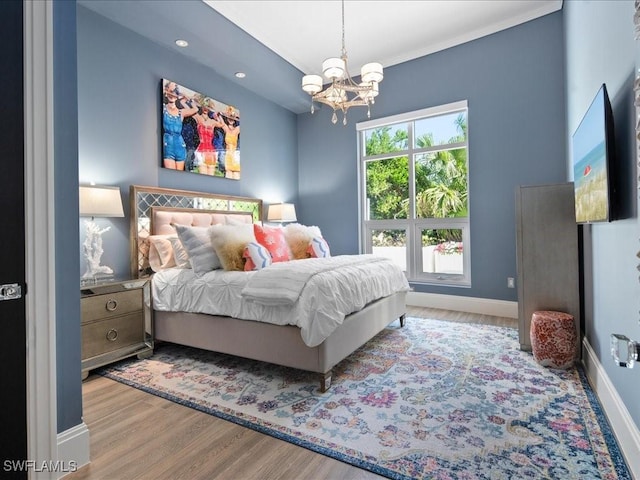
[357, 100, 470, 286]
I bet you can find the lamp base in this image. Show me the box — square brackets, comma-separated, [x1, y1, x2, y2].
[80, 271, 115, 287]
[82, 220, 115, 285]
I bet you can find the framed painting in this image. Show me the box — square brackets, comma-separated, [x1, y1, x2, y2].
[161, 78, 240, 179]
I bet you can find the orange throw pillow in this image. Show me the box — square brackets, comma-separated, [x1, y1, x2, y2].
[253, 224, 291, 263]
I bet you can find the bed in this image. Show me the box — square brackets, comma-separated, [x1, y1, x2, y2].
[130, 185, 409, 391]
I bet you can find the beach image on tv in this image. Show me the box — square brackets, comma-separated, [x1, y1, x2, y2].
[572, 89, 608, 223]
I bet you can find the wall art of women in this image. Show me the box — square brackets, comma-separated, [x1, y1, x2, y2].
[220, 106, 240, 180]
[161, 78, 241, 179]
[162, 81, 198, 170]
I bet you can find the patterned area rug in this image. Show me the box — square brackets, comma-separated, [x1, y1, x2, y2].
[98, 318, 631, 479]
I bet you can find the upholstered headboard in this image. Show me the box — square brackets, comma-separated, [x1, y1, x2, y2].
[130, 185, 262, 278]
[150, 207, 253, 235]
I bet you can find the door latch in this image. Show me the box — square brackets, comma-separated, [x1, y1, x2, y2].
[0, 283, 22, 301]
[610, 333, 640, 368]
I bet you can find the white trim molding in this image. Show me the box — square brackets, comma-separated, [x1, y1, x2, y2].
[24, 0, 59, 476]
[57, 423, 90, 478]
[406, 291, 518, 319]
[582, 338, 640, 479]
[356, 100, 468, 131]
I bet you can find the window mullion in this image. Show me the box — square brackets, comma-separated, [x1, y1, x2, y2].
[408, 122, 416, 222]
[407, 122, 416, 279]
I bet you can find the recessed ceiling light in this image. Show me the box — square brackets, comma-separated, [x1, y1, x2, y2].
[175, 39, 189, 48]
[235, 72, 246, 79]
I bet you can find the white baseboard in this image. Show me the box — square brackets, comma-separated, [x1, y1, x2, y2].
[406, 291, 518, 319]
[57, 422, 90, 478]
[582, 338, 640, 479]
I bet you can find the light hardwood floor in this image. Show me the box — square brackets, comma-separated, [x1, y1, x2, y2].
[65, 307, 516, 480]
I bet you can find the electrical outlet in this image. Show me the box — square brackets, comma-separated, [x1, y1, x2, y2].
[507, 277, 515, 288]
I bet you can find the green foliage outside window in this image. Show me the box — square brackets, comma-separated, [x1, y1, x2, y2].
[365, 113, 468, 246]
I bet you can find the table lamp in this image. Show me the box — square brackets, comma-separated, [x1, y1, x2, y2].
[79, 184, 124, 282]
[267, 203, 297, 224]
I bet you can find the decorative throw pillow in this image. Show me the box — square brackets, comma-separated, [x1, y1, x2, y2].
[225, 214, 253, 226]
[283, 223, 323, 259]
[209, 224, 256, 271]
[148, 235, 177, 272]
[174, 224, 221, 275]
[253, 224, 291, 263]
[243, 241, 273, 271]
[307, 236, 331, 258]
[168, 236, 190, 269]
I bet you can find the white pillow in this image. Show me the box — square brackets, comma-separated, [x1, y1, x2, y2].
[174, 224, 221, 275]
[148, 235, 177, 272]
[283, 223, 323, 259]
[243, 241, 273, 271]
[168, 236, 190, 269]
[225, 214, 252, 226]
[307, 236, 331, 258]
[209, 224, 256, 271]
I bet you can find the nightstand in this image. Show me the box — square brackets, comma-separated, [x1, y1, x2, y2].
[80, 278, 153, 379]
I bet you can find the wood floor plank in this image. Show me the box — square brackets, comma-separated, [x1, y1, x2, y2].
[65, 309, 514, 480]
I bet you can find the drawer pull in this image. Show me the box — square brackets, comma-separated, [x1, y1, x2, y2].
[106, 329, 118, 342]
[105, 299, 118, 312]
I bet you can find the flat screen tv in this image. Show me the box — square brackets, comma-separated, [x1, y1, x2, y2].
[572, 83, 616, 223]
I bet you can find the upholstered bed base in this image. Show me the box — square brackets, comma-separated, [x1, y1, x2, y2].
[154, 290, 407, 392]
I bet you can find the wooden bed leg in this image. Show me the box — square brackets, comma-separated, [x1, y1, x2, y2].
[319, 371, 332, 393]
[399, 314, 406, 328]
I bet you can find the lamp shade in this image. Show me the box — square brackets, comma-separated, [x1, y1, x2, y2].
[267, 203, 297, 223]
[302, 74, 323, 94]
[79, 185, 125, 218]
[322, 57, 345, 80]
[361, 62, 384, 84]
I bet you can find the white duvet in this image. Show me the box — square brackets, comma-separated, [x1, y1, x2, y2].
[152, 254, 410, 347]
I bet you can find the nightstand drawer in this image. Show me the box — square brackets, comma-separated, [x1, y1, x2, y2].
[81, 289, 142, 323]
[81, 312, 144, 359]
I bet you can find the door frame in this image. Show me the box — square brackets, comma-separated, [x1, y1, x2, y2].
[25, 0, 58, 472]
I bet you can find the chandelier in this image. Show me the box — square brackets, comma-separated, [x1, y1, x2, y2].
[301, 0, 383, 125]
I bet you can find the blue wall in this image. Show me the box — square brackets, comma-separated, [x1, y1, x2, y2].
[77, 5, 299, 280]
[298, 12, 566, 301]
[564, 0, 639, 432]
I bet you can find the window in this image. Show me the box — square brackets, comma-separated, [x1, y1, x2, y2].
[357, 101, 470, 286]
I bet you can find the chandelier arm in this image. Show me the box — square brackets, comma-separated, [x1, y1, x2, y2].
[338, 81, 373, 92]
[314, 98, 343, 112]
[341, 99, 370, 108]
[311, 95, 370, 110]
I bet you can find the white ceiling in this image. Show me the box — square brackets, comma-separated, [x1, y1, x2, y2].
[205, 0, 562, 74]
[78, 0, 562, 113]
